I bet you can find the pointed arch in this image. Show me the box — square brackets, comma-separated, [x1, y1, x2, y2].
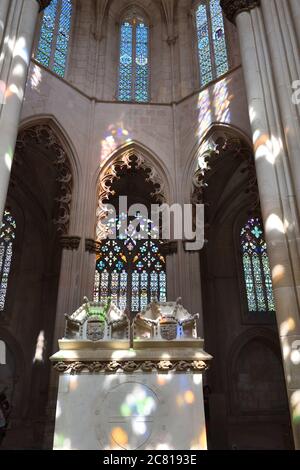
[193, 0, 229, 87]
[94, 141, 170, 314]
[117, 3, 151, 102]
[95, 140, 172, 211]
[35, 0, 73, 78]
[18, 115, 82, 234]
[182, 123, 253, 204]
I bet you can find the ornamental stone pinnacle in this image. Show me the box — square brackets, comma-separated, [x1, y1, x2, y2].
[220, 0, 260, 24]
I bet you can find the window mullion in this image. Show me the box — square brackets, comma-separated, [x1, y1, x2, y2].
[207, 3, 216, 81]
[132, 22, 137, 101]
[260, 253, 269, 311]
[250, 254, 258, 313]
[50, 0, 61, 70]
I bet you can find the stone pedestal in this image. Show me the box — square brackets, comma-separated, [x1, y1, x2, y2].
[50, 299, 212, 450]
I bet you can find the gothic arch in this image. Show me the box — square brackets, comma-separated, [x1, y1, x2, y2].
[110, 0, 160, 24]
[183, 123, 253, 204]
[105, 0, 167, 102]
[232, 209, 276, 325]
[94, 141, 172, 241]
[17, 115, 81, 235]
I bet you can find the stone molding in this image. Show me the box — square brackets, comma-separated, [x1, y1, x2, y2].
[220, 0, 260, 24]
[85, 238, 101, 254]
[53, 359, 209, 374]
[60, 236, 81, 251]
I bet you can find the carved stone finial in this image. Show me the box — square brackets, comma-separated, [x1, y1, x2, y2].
[220, 0, 260, 24]
[37, 0, 52, 12]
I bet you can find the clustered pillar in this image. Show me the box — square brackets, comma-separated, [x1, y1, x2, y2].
[0, 0, 51, 225]
[221, 0, 300, 449]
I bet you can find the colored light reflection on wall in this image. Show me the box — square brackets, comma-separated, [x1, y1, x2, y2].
[120, 385, 156, 422]
[197, 78, 232, 139]
[213, 78, 232, 122]
[33, 330, 45, 363]
[190, 427, 207, 450]
[30, 64, 43, 92]
[198, 89, 212, 138]
[100, 122, 132, 163]
[108, 384, 157, 449]
[110, 427, 128, 447]
[176, 390, 195, 407]
[54, 433, 71, 450]
[291, 390, 300, 425]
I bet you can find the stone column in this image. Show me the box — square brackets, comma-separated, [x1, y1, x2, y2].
[52, 236, 81, 346]
[0, 0, 10, 45]
[221, 0, 300, 449]
[0, 0, 51, 225]
[161, 240, 179, 302]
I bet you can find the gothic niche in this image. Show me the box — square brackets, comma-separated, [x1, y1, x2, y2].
[192, 130, 259, 233]
[14, 125, 73, 235]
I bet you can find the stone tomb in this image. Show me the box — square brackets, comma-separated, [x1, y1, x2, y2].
[51, 299, 212, 450]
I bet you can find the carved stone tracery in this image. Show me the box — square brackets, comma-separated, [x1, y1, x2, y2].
[96, 150, 166, 242]
[15, 125, 73, 236]
[192, 134, 259, 214]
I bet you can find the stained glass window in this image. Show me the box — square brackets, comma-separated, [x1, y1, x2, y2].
[195, 1, 228, 87]
[118, 12, 149, 102]
[0, 210, 16, 311]
[94, 213, 166, 313]
[240, 217, 275, 314]
[36, 0, 72, 78]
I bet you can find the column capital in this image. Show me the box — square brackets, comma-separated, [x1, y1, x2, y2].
[37, 0, 52, 12]
[220, 0, 260, 24]
[60, 236, 81, 251]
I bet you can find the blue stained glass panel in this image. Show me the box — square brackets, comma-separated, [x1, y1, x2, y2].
[241, 217, 275, 314]
[94, 214, 166, 313]
[118, 17, 149, 102]
[36, 0, 58, 68]
[119, 22, 133, 101]
[54, 0, 72, 77]
[210, 0, 229, 77]
[135, 23, 149, 102]
[36, 0, 72, 78]
[195, 1, 229, 86]
[196, 4, 213, 86]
